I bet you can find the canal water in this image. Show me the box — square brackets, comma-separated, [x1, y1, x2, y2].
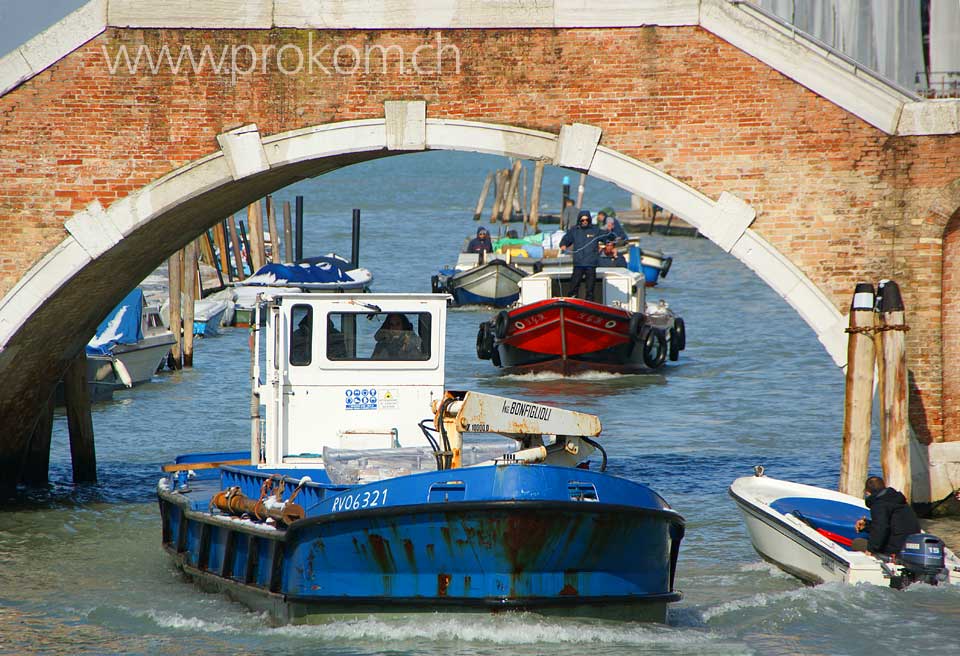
[2, 152, 958, 655]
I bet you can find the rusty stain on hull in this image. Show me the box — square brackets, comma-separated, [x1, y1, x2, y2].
[437, 573, 451, 597]
[367, 533, 397, 573]
[402, 538, 416, 568]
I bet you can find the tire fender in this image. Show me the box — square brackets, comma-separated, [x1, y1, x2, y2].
[494, 310, 511, 339]
[668, 326, 680, 362]
[674, 317, 686, 350]
[642, 327, 667, 369]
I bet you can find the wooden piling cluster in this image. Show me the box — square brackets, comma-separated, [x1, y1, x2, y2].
[839, 279, 912, 500]
[473, 159, 564, 233]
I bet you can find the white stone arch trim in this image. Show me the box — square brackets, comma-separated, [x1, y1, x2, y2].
[0, 118, 845, 366]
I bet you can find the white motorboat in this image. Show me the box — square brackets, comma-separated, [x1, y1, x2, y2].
[87, 289, 175, 389]
[729, 468, 960, 588]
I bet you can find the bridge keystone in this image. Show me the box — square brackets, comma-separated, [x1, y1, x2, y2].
[385, 101, 427, 151]
[64, 201, 123, 259]
[553, 123, 601, 171]
[216, 125, 270, 181]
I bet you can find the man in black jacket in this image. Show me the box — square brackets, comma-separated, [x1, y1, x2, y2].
[559, 210, 610, 301]
[853, 476, 921, 555]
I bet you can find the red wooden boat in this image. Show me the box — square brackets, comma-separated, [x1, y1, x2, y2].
[476, 269, 685, 375]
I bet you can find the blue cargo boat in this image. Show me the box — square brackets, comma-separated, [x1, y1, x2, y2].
[157, 292, 684, 622]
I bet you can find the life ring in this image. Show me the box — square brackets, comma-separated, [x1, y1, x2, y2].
[476, 323, 494, 360]
[641, 327, 667, 369]
[668, 326, 680, 362]
[494, 310, 511, 339]
[674, 317, 686, 350]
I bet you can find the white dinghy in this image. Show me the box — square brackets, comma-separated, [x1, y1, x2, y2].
[729, 468, 960, 588]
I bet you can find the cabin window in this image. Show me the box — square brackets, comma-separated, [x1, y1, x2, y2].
[327, 312, 431, 361]
[290, 305, 312, 366]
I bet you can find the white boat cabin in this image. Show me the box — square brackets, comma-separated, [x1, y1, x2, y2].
[256, 293, 447, 467]
[518, 268, 646, 313]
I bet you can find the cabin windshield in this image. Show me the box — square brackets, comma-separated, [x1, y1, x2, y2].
[326, 311, 432, 361]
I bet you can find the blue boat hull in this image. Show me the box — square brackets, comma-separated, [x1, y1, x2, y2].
[158, 463, 684, 622]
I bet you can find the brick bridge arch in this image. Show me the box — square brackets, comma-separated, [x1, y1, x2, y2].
[2, 0, 960, 496]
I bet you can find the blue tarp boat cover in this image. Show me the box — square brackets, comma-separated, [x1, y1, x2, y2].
[244, 258, 354, 285]
[86, 288, 144, 356]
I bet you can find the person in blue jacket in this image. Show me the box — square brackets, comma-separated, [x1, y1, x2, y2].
[465, 227, 493, 254]
[559, 210, 610, 301]
[597, 210, 628, 243]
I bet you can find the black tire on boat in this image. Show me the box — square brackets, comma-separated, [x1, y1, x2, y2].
[674, 317, 686, 350]
[431, 274, 441, 294]
[628, 313, 643, 340]
[660, 256, 673, 278]
[476, 323, 494, 360]
[642, 327, 668, 369]
[491, 346, 502, 368]
[494, 310, 511, 339]
[533, 261, 544, 273]
[668, 326, 680, 362]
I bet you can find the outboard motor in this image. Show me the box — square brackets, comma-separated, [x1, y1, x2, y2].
[897, 534, 948, 587]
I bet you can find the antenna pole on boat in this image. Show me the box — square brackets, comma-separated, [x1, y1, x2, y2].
[351, 208, 361, 270]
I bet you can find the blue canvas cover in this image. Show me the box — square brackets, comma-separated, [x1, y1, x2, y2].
[244, 259, 354, 285]
[86, 288, 145, 356]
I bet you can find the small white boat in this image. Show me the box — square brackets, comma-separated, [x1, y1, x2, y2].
[87, 289, 175, 389]
[730, 469, 960, 587]
[433, 252, 527, 307]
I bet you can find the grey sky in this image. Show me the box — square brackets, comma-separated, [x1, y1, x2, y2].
[0, 0, 88, 58]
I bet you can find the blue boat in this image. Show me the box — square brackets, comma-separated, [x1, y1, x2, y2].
[157, 292, 684, 622]
[628, 245, 673, 287]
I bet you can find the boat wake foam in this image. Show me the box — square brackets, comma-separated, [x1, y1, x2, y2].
[267, 614, 728, 648]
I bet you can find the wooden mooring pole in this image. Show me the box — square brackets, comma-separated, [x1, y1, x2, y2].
[247, 201, 265, 272]
[167, 250, 183, 369]
[839, 283, 876, 496]
[489, 169, 506, 224]
[182, 241, 197, 368]
[500, 161, 523, 224]
[575, 172, 587, 209]
[228, 215, 245, 280]
[266, 195, 279, 263]
[876, 280, 911, 500]
[282, 201, 293, 263]
[64, 351, 96, 484]
[473, 172, 493, 221]
[529, 160, 545, 232]
[295, 195, 304, 262]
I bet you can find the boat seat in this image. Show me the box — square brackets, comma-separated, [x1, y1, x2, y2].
[770, 496, 867, 550]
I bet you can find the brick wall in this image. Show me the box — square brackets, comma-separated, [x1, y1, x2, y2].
[1, 26, 960, 442]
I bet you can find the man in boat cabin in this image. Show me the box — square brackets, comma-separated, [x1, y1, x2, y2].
[853, 476, 921, 556]
[559, 210, 611, 301]
[466, 227, 493, 254]
[599, 241, 627, 268]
